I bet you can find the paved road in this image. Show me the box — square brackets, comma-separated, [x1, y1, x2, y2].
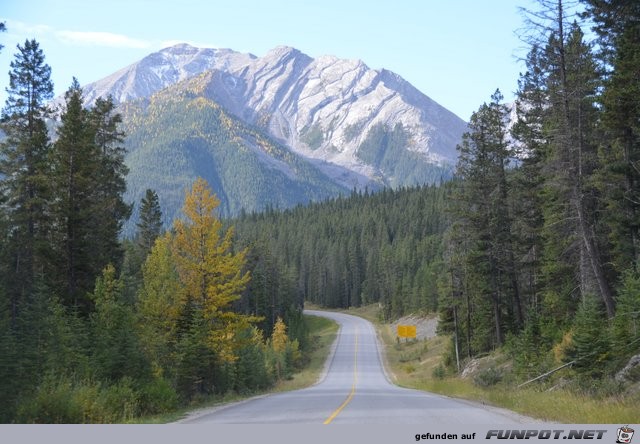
[181, 310, 534, 424]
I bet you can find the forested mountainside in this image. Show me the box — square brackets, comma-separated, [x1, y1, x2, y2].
[119, 74, 348, 235]
[69, 42, 462, 228]
[73, 42, 461, 235]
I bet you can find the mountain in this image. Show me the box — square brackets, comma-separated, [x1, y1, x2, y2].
[211, 46, 465, 187]
[80, 44, 465, 188]
[81, 44, 256, 105]
[68, 44, 467, 232]
[119, 76, 348, 235]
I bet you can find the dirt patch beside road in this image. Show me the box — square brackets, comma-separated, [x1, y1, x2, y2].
[391, 314, 438, 340]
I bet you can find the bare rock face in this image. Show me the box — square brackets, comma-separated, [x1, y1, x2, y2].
[78, 44, 466, 189]
[81, 44, 256, 105]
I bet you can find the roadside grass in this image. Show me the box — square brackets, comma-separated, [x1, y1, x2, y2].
[344, 304, 640, 424]
[134, 314, 338, 423]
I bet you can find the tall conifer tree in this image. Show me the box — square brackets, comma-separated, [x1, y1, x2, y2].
[0, 39, 53, 323]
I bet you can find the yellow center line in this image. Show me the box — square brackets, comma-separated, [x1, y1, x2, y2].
[323, 327, 358, 424]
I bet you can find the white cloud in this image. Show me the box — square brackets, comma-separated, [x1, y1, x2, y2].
[4, 20, 218, 53]
[5, 19, 53, 36]
[56, 30, 152, 49]
[4, 20, 153, 50]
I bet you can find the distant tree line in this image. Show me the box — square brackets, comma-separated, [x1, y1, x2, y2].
[232, 183, 450, 319]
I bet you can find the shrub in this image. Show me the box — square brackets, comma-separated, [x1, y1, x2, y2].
[16, 374, 84, 423]
[473, 367, 503, 387]
[432, 364, 446, 380]
[17, 375, 149, 423]
[97, 377, 140, 422]
[139, 378, 179, 414]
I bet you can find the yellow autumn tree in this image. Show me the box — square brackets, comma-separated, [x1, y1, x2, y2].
[271, 317, 288, 354]
[171, 177, 255, 362]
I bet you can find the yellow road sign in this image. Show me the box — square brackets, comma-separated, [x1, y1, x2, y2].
[397, 325, 417, 338]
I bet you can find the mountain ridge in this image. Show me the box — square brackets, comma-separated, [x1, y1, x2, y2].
[63, 43, 465, 230]
[78, 44, 465, 183]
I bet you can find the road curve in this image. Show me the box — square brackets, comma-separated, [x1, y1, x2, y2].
[180, 310, 534, 424]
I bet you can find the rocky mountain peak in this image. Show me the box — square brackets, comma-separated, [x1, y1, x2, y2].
[75, 43, 466, 190]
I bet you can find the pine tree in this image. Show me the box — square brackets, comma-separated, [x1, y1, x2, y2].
[452, 90, 521, 349]
[234, 326, 270, 392]
[136, 189, 163, 256]
[49, 79, 100, 311]
[583, 0, 640, 271]
[87, 96, 131, 272]
[511, 43, 548, 319]
[565, 297, 610, 378]
[136, 233, 181, 378]
[90, 264, 148, 383]
[610, 270, 640, 365]
[48, 81, 130, 313]
[519, 2, 614, 316]
[0, 39, 53, 323]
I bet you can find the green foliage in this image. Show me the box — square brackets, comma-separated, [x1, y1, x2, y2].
[301, 122, 324, 149]
[234, 327, 271, 393]
[565, 298, 611, 379]
[610, 269, 640, 365]
[49, 80, 130, 313]
[136, 189, 163, 255]
[443, 90, 521, 353]
[357, 123, 453, 187]
[138, 377, 179, 414]
[233, 183, 449, 314]
[0, 39, 54, 320]
[121, 84, 346, 237]
[473, 367, 503, 387]
[16, 374, 87, 424]
[16, 375, 142, 424]
[90, 265, 149, 382]
[432, 364, 446, 380]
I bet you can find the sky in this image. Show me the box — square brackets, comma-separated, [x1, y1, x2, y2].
[0, 0, 538, 120]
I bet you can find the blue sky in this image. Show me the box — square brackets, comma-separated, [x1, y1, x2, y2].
[1, 1, 537, 120]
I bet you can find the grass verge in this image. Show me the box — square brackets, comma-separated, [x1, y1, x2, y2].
[344, 304, 639, 423]
[134, 314, 339, 423]
[271, 315, 339, 392]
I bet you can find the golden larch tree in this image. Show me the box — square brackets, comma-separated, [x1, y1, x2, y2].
[172, 177, 255, 362]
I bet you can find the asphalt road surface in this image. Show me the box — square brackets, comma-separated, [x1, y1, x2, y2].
[181, 310, 535, 424]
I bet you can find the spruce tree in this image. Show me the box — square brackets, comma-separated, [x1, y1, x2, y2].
[87, 96, 131, 272]
[136, 189, 163, 255]
[0, 39, 53, 323]
[584, 0, 640, 271]
[49, 79, 98, 311]
[452, 90, 521, 349]
[90, 264, 148, 382]
[49, 81, 130, 313]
